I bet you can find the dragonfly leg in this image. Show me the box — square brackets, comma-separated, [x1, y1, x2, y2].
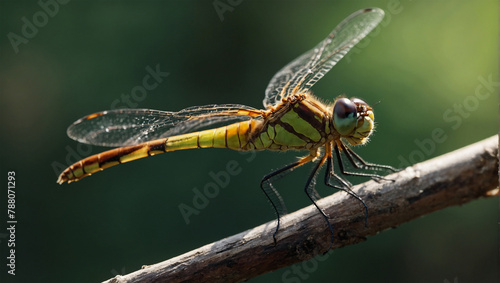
[302, 153, 337, 252]
[324, 152, 369, 228]
[334, 141, 398, 182]
[260, 152, 317, 245]
[342, 142, 399, 170]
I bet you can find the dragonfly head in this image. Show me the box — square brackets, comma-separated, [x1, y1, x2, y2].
[332, 97, 374, 146]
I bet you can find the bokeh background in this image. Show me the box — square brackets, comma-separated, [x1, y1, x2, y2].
[0, 0, 498, 282]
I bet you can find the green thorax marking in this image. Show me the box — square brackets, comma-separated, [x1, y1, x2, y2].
[258, 96, 329, 149]
[280, 106, 322, 142]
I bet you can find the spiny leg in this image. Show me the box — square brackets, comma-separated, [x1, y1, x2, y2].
[334, 141, 397, 182]
[304, 150, 325, 203]
[324, 149, 369, 228]
[341, 142, 399, 174]
[260, 162, 299, 241]
[260, 153, 317, 245]
[302, 153, 338, 251]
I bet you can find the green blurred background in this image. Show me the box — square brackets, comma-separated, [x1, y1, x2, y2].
[0, 0, 498, 282]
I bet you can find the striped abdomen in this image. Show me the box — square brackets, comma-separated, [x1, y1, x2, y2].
[57, 119, 262, 184]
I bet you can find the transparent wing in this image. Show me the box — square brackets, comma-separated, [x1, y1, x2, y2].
[263, 8, 384, 108]
[66, 104, 262, 147]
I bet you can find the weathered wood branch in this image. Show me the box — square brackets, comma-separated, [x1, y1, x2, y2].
[104, 135, 499, 283]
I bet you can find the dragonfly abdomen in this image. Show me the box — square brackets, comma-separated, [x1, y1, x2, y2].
[57, 119, 259, 184]
[57, 139, 168, 184]
[162, 119, 261, 152]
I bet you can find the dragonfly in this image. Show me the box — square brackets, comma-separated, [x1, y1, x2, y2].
[57, 7, 397, 247]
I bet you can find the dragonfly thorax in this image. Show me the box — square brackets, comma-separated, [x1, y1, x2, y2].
[332, 97, 374, 146]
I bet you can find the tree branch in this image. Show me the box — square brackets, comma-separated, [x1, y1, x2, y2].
[104, 135, 499, 283]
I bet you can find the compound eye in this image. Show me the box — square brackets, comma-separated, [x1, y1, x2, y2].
[333, 98, 357, 135]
